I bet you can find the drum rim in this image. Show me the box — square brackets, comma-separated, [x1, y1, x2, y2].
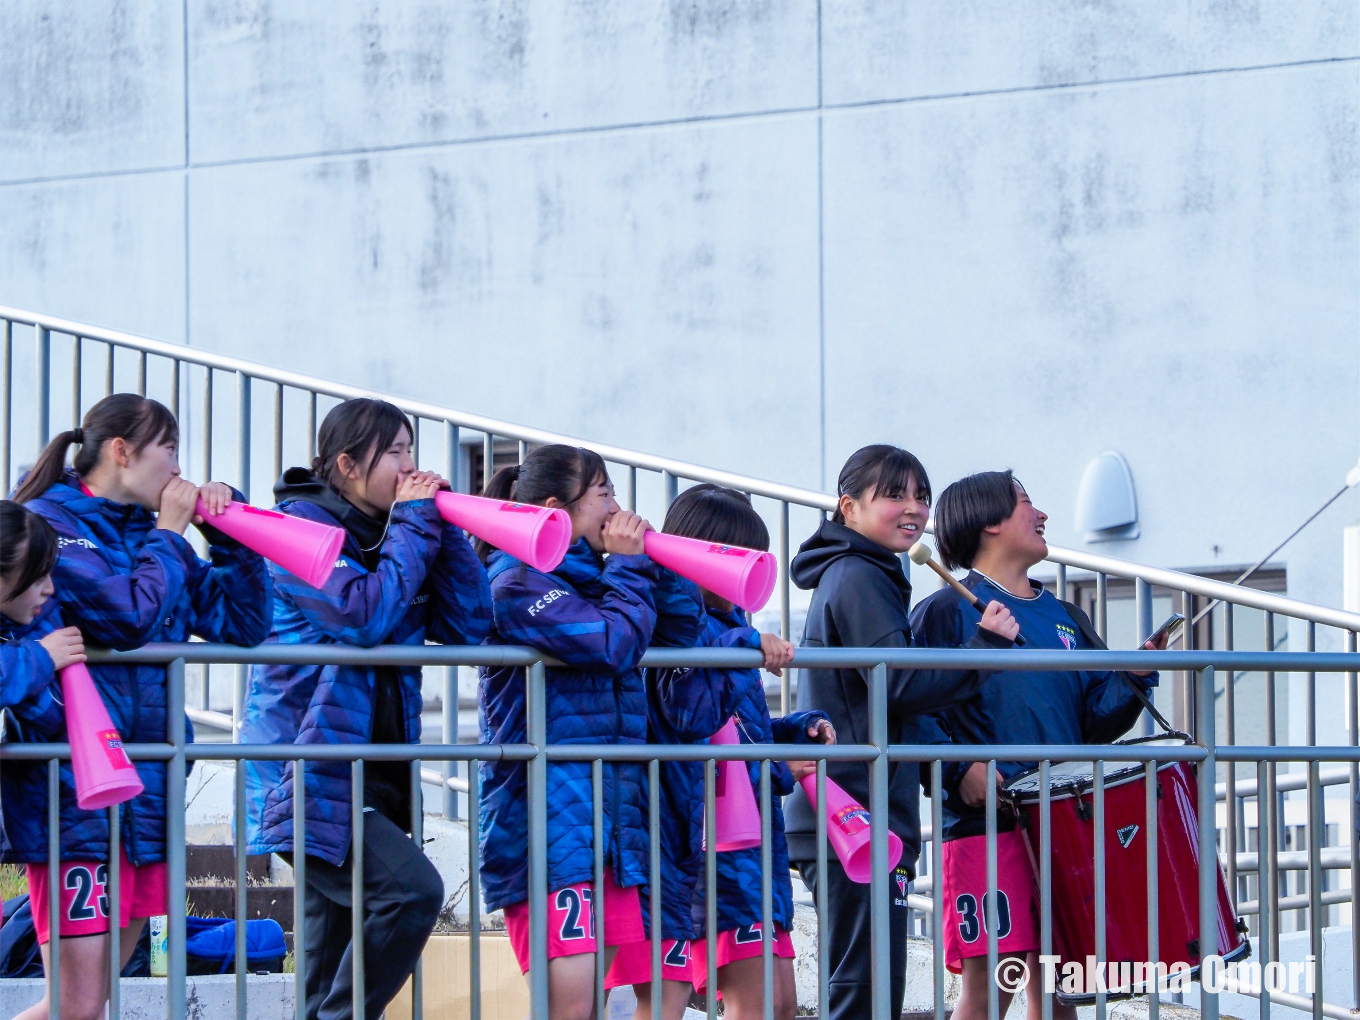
[1000, 731, 1197, 803]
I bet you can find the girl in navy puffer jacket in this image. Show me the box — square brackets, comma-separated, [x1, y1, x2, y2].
[241, 398, 491, 1020]
[477, 445, 701, 1020]
[650, 485, 833, 1020]
[8, 394, 271, 1020]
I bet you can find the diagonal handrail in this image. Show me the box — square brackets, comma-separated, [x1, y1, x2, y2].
[6, 304, 1360, 632]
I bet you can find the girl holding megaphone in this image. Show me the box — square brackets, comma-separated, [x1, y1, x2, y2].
[6, 394, 272, 1020]
[476, 444, 704, 1020]
[240, 397, 492, 1020]
[624, 484, 833, 1020]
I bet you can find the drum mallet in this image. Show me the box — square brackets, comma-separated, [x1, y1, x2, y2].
[907, 541, 1026, 646]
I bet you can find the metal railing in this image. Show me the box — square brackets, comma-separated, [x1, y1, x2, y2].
[4, 643, 1355, 1020]
[4, 307, 1360, 1016]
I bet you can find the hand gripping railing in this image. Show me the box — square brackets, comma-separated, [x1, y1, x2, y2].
[5, 642, 1355, 1020]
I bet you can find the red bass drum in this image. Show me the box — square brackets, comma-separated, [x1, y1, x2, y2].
[1002, 735, 1248, 1004]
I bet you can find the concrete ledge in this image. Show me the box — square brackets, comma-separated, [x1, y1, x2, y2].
[0, 974, 294, 1020]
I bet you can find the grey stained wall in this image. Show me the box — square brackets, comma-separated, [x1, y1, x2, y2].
[2, 3, 1359, 658]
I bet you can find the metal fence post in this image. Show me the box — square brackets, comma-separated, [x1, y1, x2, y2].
[868, 662, 890, 1019]
[235, 760, 248, 1019]
[35, 324, 49, 453]
[779, 500, 791, 714]
[351, 760, 365, 1018]
[411, 760, 425, 1020]
[1, 318, 11, 493]
[1348, 628, 1359, 1010]
[294, 760, 307, 1019]
[234, 373, 251, 744]
[47, 758, 61, 1020]
[444, 420, 461, 818]
[1137, 578, 1154, 735]
[1196, 667, 1218, 1020]
[527, 660, 549, 1018]
[166, 658, 187, 1020]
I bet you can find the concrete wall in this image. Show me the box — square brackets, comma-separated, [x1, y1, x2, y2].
[2, 1, 1358, 642]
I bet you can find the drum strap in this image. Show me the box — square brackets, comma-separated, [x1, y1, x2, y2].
[1058, 600, 1177, 736]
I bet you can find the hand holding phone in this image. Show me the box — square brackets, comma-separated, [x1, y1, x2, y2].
[1142, 612, 1186, 651]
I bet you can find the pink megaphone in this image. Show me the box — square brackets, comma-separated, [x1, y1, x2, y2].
[799, 774, 903, 883]
[196, 499, 345, 590]
[61, 662, 144, 811]
[642, 532, 776, 613]
[434, 491, 572, 573]
[704, 718, 762, 852]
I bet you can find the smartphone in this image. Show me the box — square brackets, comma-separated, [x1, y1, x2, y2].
[1142, 612, 1186, 648]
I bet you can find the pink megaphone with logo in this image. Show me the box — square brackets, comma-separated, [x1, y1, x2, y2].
[642, 532, 776, 613]
[196, 499, 346, 590]
[61, 662, 144, 810]
[434, 492, 572, 573]
[799, 774, 903, 883]
[704, 717, 762, 852]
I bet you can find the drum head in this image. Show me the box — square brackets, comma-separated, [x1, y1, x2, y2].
[1001, 734, 1193, 802]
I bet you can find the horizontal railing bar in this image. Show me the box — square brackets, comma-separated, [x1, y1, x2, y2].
[1218, 765, 1352, 799]
[0, 306, 830, 505]
[1234, 847, 1352, 872]
[7, 303, 1360, 631]
[420, 766, 470, 794]
[87, 643, 556, 667]
[185, 743, 534, 762]
[0, 743, 174, 761]
[1218, 746, 1360, 762]
[1237, 886, 1354, 916]
[85, 643, 1360, 672]
[186, 707, 234, 731]
[1218, 979, 1355, 1020]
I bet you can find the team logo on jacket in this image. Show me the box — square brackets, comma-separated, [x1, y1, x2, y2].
[895, 873, 909, 898]
[528, 590, 569, 616]
[58, 537, 98, 551]
[1056, 623, 1078, 650]
[1116, 824, 1138, 848]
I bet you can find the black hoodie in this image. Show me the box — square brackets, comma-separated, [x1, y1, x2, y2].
[782, 520, 1007, 874]
[273, 467, 409, 825]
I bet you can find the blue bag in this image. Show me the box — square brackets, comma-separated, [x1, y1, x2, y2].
[185, 916, 287, 975]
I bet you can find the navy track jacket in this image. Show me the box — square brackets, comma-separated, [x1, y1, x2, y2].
[242, 474, 492, 867]
[477, 539, 702, 913]
[911, 572, 1158, 842]
[2, 472, 271, 864]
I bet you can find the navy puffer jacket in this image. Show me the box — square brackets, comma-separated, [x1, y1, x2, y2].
[634, 575, 728, 941]
[478, 540, 701, 913]
[2, 472, 272, 864]
[682, 608, 829, 936]
[242, 472, 492, 866]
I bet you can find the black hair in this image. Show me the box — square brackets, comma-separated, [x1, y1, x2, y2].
[934, 470, 1020, 571]
[832, 444, 932, 524]
[0, 500, 58, 602]
[662, 483, 769, 551]
[478, 444, 609, 561]
[13, 393, 179, 504]
[312, 398, 414, 491]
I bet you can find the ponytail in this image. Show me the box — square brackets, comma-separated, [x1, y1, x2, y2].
[13, 393, 177, 504]
[475, 444, 607, 562]
[482, 464, 522, 503]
